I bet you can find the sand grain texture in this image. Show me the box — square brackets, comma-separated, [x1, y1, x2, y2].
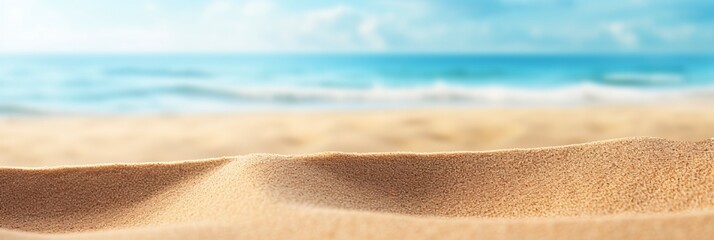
[1, 137, 714, 239]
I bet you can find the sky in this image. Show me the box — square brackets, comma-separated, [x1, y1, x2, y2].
[0, 0, 712, 53]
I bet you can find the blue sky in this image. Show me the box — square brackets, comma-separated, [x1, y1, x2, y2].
[0, 0, 712, 53]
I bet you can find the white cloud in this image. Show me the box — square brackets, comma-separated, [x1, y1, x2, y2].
[0, 0, 172, 52]
[201, 0, 273, 19]
[295, 6, 361, 49]
[358, 17, 386, 50]
[144, 1, 160, 13]
[301, 5, 351, 30]
[0, 0, 711, 53]
[0, 0, 74, 52]
[607, 22, 639, 48]
[241, 1, 273, 17]
[193, 2, 388, 52]
[201, 0, 234, 20]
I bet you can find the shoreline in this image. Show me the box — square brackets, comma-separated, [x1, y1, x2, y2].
[2, 88, 714, 117]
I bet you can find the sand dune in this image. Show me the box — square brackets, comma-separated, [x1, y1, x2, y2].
[1, 137, 714, 239]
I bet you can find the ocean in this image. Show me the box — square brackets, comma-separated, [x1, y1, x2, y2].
[0, 54, 713, 115]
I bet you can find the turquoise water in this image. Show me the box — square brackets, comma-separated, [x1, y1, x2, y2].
[1, 54, 713, 115]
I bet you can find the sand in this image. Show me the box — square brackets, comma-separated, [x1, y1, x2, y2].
[1, 106, 714, 239]
[1, 106, 714, 167]
[0, 137, 713, 239]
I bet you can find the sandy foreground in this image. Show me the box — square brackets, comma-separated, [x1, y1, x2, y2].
[1, 106, 714, 239]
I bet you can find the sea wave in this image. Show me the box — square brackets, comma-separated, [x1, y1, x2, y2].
[163, 82, 713, 104]
[600, 72, 685, 86]
[0, 104, 56, 116]
[2, 82, 712, 115]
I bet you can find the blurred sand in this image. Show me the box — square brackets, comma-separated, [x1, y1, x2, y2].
[0, 106, 713, 167]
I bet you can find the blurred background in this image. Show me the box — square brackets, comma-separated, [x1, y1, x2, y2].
[0, 0, 713, 166]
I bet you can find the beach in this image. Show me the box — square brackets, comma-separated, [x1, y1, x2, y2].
[1, 106, 714, 239]
[2, 0, 712, 237]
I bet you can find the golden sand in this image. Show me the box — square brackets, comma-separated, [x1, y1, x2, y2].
[1, 137, 713, 239]
[1, 106, 714, 239]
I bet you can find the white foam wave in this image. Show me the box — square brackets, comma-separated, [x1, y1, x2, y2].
[3, 83, 712, 116]
[602, 73, 684, 84]
[176, 82, 714, 105]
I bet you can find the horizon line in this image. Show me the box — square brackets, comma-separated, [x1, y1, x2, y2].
[1, 51, 713, 56]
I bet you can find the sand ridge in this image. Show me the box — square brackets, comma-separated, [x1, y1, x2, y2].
[1, 137, 714, 239]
